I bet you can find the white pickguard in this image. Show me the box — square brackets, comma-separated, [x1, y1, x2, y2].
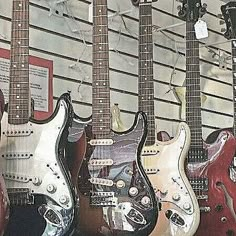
[0, 99, 74, 235]
[142, 122, 200, 236]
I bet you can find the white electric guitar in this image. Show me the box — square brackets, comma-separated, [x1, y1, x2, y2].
[1, 1, 75, 235]
[131, 0, 200, 235]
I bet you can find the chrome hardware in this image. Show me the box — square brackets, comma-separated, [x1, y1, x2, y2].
[3, 173, 30, 183]
[3, 128, 32, 137]
[129, 187, 139, 197]
[200, 206, 211, 212]
[2, 152, 32, 159]
[32, 177, 42, 186]
[221, 216, 227, 223]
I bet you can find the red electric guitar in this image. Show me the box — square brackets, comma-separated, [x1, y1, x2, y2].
[178, 1, 236, 235]
[66, 0, 158, 235]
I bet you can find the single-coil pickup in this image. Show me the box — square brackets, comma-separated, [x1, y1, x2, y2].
[90, 191, 117, 206]
[3, 129, 33, 137]
[89, 159, 113, 166]
[145, 168, 158, 174]
[89, 139, 114, 146]
[3, 173, 32, 183]
[142, 148, 159, 156]
[89, 177, 113, 186]
[2, 152, 32, 159]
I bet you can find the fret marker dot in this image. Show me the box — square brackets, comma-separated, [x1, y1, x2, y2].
[17, 84, 20, 87]
[17, 95, 20, 99]
[144, 77, 147, 80]
[99, 46, 102, 50]
[99, 62, 102, 65]
[21, 64, 24, 67]
[16, 106, 19, 109]
[19, 3, 22, 7]
[16, 115, 19, 118]
[100, 127, 103, 130]
[99, 29, 102, 32]
[18, 24, 21, 27]
[96, 83, 99, 85]
[103, 83, 106, 85]
[18, 41, 21, 45]
[100, 100, 103, 103]
[100, 119, 103, 122]
[99, 9, 102, 12]
[99, 110, 103, 113]
[145, 47, 147, 50]
[13, 65, 16, 68]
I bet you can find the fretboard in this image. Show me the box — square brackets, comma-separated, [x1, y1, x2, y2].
[8, 0, 30, 125]
[232, 40, 236, 136]
[138, 0, 155, 145]
[185, 21, 203, 148]
[92, 0, 111, 138]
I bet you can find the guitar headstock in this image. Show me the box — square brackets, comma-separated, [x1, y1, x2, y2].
[220, 2, 236, 39]
[177, 0, 207, 22]
[131, 0, 157, 7]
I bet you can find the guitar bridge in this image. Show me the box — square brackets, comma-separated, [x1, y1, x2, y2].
[7, 188, 34, 205]
[90, 191, 117, 206]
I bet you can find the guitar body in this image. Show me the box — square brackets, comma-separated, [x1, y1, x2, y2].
[143, 122, 200, 236]
[69, 112, 158, 236]
[1, 94, 75, 236]
[187, 130, 236, 236]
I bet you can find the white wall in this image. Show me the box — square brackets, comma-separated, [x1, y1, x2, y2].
[0, 0, 233, 139]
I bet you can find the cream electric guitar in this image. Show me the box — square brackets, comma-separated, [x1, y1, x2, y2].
[131, 0, 200, 235]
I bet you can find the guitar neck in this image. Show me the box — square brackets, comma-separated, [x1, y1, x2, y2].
[185, 21, 203, 148]
[232, 40, 236, 136]
[8, 0, 30, 125]
[138, 0, 155, 145]
[92, 0, 111, 138]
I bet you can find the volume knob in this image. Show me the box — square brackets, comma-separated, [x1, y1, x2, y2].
[129, 187, 138, 197]
[47, 184, 56, 193]
[183, 202, 191, 210]
[141, 196, 151, 206]
[59, 195, 69, 205]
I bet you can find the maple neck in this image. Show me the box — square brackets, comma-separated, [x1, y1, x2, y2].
[92, 0, 110, 138]
[8, 0, 30, 125]
[232, 40, 236, 136]
[138, 0, 155, 145]
[185, 21, 203, 148]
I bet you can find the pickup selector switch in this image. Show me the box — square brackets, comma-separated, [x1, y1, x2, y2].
[129, 187, 138, 197]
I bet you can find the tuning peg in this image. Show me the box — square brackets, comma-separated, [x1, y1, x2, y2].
[217, 14, 223, 19]
[202, 3, 207, 8]
[221, 28, 226, 32]
[219, 20, 225, 25]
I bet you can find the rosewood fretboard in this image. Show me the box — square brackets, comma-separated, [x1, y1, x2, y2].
[185, 21, 203, 149]
[92, 0, 111, 138]
[138, 0, 155, 146]
[8, 0, 30, 125]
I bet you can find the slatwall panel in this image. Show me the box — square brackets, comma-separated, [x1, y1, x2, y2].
[0, 0, 233, 139]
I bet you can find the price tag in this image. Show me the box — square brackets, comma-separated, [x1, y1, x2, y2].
[194, 19, 208, 39]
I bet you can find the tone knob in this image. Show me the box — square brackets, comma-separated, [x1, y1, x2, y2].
[129, 187, 138, 197]
[59, 195, 69, 205]
[47, 184, 56, 193]
[172, 193, 180, 201]
[141, 196, 151, 206]
[183, 202, 191, 210]
[32, 177, 41, 186]
[116, 180, 125, 189]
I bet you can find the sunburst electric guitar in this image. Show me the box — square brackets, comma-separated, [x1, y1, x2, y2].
[65, 0, 158, 235]
[178, 1, 236, 235]
[1, 1, 75, 235]
[130, 0, 200, 235]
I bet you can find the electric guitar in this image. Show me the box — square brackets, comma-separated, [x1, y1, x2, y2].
[0, 90, 10, 236]
[66, 0, 158, 235]
[178, 1, 236, 235]
[1, 1, 75, 235]
[131, 0, 200, 235]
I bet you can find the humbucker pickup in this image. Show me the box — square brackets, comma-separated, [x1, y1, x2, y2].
[89, 139, 114, 146]
[90, 191, 117, 206]
[2, 129, 32, 137]
[89, 177, 113, 186]
[188, 148, 208, 163]
[189, 177, 208, 191]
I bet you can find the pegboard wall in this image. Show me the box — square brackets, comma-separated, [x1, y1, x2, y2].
[0, 0, 233, 139]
